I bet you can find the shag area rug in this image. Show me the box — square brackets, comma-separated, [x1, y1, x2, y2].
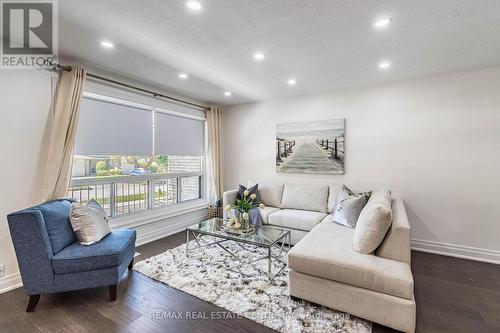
[133, 239, 371, 333]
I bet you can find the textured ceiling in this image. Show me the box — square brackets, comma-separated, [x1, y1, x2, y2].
[59, 0, 500, 106]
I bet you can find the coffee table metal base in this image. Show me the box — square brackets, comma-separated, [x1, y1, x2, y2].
[186, 229, 291, 281]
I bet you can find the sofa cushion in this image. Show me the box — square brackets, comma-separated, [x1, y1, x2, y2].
[280, 184, 329, 213]
[32, 199, 76, 254]
[52, 229, 136, 274]
[354, 189, 393, 254]
[259, 206, 280, 224]
[268, 209, 326, 231]
[288, 221, 414, 300]
[258, 183, 284, 207]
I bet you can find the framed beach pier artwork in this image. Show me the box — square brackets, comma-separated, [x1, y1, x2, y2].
[276, 119, 345, 174]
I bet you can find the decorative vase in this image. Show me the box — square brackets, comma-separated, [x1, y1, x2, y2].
[240, 213, 250, 231]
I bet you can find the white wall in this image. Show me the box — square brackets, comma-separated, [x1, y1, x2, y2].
[0, 70, 54, 291]
[0, 69, 207, 293]
[223, 67, 500, 263]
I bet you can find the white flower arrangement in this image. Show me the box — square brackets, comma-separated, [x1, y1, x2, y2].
[224, 190, 264, 229]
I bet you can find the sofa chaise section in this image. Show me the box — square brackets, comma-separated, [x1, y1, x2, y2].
[288, 221, 414, 299]
[289, 270, 416, 333]
[288, 198, 416, 333]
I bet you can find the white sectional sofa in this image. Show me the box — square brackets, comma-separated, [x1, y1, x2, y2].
[223, 182, 416, 333]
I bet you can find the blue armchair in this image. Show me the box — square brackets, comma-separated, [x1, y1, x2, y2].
[7, 199, 136, 312]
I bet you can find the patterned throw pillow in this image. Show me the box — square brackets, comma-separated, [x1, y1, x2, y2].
[237, 183, 260, 202]
[330, 185, 371, 228]
[341, 184, 372, 202]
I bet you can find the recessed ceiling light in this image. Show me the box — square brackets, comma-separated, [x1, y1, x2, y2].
[378, 61, 392, 70]
[253, 52, 265, 61]
[374, 17, 392, 29]
[178, 73, 189, 79]
[287, 79, 297, 86]
[185, 0, 202, 11]
[100, 40, 114, 49]
[224, 91, 232, 97]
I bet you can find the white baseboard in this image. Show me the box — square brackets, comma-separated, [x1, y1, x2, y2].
[0, 273, 22, 294]
[411, 238, 500, 265]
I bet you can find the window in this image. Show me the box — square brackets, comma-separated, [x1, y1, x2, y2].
[69, 93, 206, 217]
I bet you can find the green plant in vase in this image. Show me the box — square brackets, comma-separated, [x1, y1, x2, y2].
[224, 190, 264, 231]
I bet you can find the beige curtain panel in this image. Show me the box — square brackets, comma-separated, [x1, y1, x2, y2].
[207, 106, 223, 202]
[42, 66, 87, 202]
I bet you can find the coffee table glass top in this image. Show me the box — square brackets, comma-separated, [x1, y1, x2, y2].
[187, 218, 290, 248]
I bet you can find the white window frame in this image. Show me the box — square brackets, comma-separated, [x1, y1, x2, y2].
[69, 91, 208, 220]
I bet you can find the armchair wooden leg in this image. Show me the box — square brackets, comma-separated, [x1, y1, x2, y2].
[109, 284, 118, 301]
[128, 258, 134, 269]
[26, 294, 40, 312]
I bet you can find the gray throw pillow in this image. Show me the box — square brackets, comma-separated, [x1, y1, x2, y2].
[237, 184, 259, 202]
[330, 185, 368, 228]
[70, 199, 111, 245]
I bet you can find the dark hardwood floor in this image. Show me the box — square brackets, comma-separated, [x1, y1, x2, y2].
[1, 231, 499, 333]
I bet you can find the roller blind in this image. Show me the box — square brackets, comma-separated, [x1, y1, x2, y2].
[75, 97, 153, 156]
[154, 111, 205, 155]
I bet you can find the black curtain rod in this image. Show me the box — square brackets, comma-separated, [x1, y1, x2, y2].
[54, 64, 210, 111]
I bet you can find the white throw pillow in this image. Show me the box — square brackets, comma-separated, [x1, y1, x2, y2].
[330, 185, 367, 228]
[70, 199, 111, 245]
[353, 189, 393, 254]
[281, 183, 329, 212]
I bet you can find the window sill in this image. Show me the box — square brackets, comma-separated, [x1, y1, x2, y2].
[110, 199, 208, 229]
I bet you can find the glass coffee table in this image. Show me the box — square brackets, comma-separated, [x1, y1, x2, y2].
[186, 218, 291, 281]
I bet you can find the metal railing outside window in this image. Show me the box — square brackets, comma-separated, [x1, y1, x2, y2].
[68, 172, 203, 218]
